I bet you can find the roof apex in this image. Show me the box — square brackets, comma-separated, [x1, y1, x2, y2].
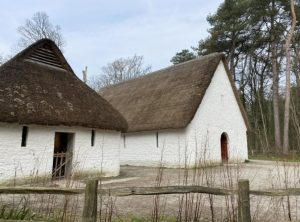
[1, 38, 74, 73]
[0, 39, 128, 131]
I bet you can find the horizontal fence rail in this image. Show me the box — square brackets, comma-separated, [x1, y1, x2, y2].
[1, 185, 300, 197]
[250, 188, 300, 196]
[1, 180, 300, 222]
[0, 187, 84, 195]
[99, 185, 236, 196]
[0, 185, 235, 196]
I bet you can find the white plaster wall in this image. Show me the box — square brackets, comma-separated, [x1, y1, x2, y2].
[121, 130, 187, 167]
[185, 61, 248, 163]
[120, 61, 248, 167]
[0, 123, 121, 180]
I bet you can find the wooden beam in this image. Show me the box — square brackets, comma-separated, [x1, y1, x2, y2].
[98, 185, 236, 196]
[0, 185, 235, 196]
[0, 187, 84, 195]
[2, 185, 300, 198]
[238, 179, 251, 222]
[82, 180, 98, 222]
[28, 56, 63, 67]
[250, 188, 300, 196]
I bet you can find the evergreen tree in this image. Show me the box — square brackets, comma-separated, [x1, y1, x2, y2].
[170, 49, 196, 64]
[171, 0, 300, 154]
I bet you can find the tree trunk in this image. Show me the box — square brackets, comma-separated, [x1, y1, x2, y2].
[271, 0, 282, 151]
[272, 41, 281, 150]
[283, 0, 297, 154]
[230, 32, 236, 81]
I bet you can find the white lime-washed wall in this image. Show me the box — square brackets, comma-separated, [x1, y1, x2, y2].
[0, 124, 121, 180]
[121, 61, 248, 167]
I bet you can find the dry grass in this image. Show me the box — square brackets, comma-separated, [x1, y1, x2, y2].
[2, 141, 300, 221]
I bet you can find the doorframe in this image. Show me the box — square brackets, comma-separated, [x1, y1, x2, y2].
[52, 132, 74, 179]
[220, 132, 229, 162]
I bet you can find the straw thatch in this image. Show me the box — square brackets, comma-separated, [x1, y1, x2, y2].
[0, 39, 127, 131]
[101, 53, 249, 132]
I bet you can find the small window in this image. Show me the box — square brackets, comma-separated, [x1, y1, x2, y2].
[21, 126, 28, 147]
[156, 132, 159, 148]
[91, 130, 95, 147]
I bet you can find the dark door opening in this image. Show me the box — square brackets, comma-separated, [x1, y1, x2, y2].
[221, 133, 228, 162]
[52, 132, 74, 179]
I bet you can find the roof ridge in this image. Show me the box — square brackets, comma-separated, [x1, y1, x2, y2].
[100, 52, 226, 132]
[101, 52, 224, 91]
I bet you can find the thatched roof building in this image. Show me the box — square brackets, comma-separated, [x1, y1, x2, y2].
[0, 39, 127, 132]
[101, 53, 249, 132]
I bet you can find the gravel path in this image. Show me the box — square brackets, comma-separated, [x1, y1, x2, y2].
[95, 161, 300, 221]
[2, 161, 300, 221]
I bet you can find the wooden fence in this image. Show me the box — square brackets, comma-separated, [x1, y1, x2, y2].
[0, 179, 299, 222]
[52, 152, 67, 180]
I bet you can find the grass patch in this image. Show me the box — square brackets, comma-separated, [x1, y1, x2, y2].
[249, 152, 300, 162]
[0, 204, 35, 220]
[0, 174, 52, 186]
[0, 204, 59, 221]
[114, 215, 177, 222]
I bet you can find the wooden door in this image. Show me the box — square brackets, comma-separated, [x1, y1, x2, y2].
[52, 132, 69, 179]
[221, 133, 228, 161]
[52, 152, 67, 179]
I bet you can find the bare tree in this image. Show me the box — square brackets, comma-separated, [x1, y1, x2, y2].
[0, 53, 11, 66]
[0, 54, 3, 66]
[89, 54, 151, 90]
[17, 11, 65, 50]
[283, 0, 297, 154]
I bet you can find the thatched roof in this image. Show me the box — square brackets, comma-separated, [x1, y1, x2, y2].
[101, 53, 249, 132]
[0, 39, 127, 131]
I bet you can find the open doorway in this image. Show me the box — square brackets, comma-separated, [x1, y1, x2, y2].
[220, 132, 229, 162]
[52, 132, 74, 179]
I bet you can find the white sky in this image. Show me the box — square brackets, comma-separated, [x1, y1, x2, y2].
[0, 0, 223, 79]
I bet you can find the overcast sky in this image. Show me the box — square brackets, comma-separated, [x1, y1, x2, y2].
[0, 0, 223, 79]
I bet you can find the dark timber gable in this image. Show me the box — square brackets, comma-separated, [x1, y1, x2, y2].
[25, 44, 65, 70]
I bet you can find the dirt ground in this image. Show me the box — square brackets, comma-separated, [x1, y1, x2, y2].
[2, 161, 300, 221]
[83, 160, 300, 221]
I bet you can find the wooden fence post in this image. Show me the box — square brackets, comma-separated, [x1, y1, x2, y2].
[238, 179, 251, 222]
[82, 180, 98, 222]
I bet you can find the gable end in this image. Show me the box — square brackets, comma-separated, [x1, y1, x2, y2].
[25, 45, 64, 70]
